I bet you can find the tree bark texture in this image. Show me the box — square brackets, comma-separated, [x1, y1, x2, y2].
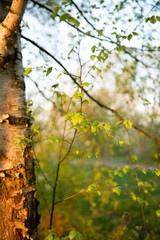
[0, 1, 39, 239]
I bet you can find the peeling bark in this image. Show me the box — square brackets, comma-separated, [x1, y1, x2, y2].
[0, 1, 39, 239]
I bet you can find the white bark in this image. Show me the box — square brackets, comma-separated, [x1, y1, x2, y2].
[0, 1, 39, 239]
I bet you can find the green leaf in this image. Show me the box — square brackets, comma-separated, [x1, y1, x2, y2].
[18, 140, 25, 148]
[131, 192, 136, 201]
[123, 119, 132, 129]
[97, 29, 103, 36]
[154, 153, 159, 159]
[57, 73, 62, 79]
[68, 48, 74, 56]
[91, 125, 97, 133]
[90, 55, 96, 61]
[132, 31, 138, 36]
[68, 17, 80, 27]
[122, 165, 130, 174]
[103, 52, 108, 59]
[55, 136, 61, 143]
[71, 113, 83, 125]
[131, 154, 138, 161]
[104, 123, 111, 131]
[141, 168, 147, 175]
[73, 92, 84, 99]
[83, 99, 90, 106]
[135, 226, 142, 230]
[62, 1, 68, 4]
[95, 151, 99, 159]
[149, 16, 156, 24]
[60, 13, 70, 21]
[156, 209, 160, 217]
[91, 45, 96, 53]
[154, 169, 160, 176]
[52, 83, 59, 88]
[117, 46, 122, 52]
[24, 68, 32, 76]
[69, 230, 76, 240]
[13, 136, 20, 143]
[44, 233, 54, 240]
[127, 34, 132, 41]
[75, 232, 82, 240]
[132, 230, 139, 237]
[112, 186, 121, 195]
[48, 135, 55, 144]
[156, 16, 160, 21]
[119, 140, 124, 146]
[87, 152, 92, 158]
[53, 5, 61, 16]
[46, 67, 52, 76]
[81, 82, 89, 87]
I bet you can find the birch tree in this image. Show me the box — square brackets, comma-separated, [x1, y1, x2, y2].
[0, 1, 39, 239]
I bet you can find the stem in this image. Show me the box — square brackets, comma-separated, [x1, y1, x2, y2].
[49, 162, 60, 226]
[49, 97, 75, 227]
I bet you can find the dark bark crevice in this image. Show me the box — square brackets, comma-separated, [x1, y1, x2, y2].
[0, 115, 31, 126]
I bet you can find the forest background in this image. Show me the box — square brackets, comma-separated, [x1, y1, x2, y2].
[19, 0, 160, 239]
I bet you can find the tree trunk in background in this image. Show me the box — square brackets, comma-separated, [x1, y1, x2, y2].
[0, 1, 39, 239]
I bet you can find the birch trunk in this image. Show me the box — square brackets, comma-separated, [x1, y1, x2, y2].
[0, 1, 39, 239]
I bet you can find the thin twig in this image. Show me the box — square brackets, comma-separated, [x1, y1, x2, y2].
[21, 35, 160, 146]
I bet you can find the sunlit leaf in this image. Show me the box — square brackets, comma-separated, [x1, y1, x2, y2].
[69, 230, 76, 240]
[123, 119, 132, 129]
[24, 67, 32, 76]
[156, 209, 160, 217]
[131, 154, 138, 161]
[83, 99, 90, 106]
[71, 113, 83, 125]
[90, 55, 96, 61]
[81, 82, 89, 87]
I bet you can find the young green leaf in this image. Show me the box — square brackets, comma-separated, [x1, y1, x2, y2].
[123, 119, 132, 129]
[156, 209, 160, 217]
[68, 17, 80, 27]
[117, 46, 122, 52]
[46, 67, 52, 76]
[91, 45, 96, 53]
[13, 136, 20, 144]
[127, 34, 132, 41]
[60, 13, 70, 21]
[53, 5, 61, 16]
[83, 99, 90, 106]
[81, 82, 89, 87]
[131, 154, 138, 161]
[75, 232, 83, 240]
[52, 83, 59, 88]
[71, 113, 83, 125]
[104, 123, 111, 131]
[156, 16, 160, 21]
[132, 31, 138, 36]
[69, 230, 76, 240]
[24, 68, 32, 76]
[90, 55, 96, 61]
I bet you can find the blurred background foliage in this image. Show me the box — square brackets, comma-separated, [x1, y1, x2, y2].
[22, 0, 160, 239]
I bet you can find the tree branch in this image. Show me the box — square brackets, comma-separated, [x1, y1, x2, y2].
[21, 35, 160, 146]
